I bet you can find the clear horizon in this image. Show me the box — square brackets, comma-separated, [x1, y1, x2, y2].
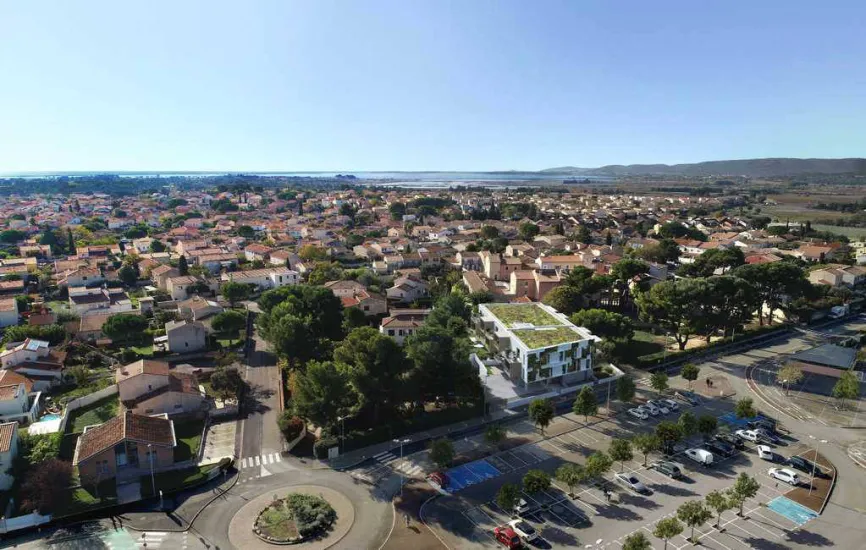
[2, 1, 864, 172]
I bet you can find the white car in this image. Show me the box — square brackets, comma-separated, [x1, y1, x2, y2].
[615, 472, 650, 494]
[769, 467, 800, 486]
[514, 498, 532, 515]
[661, 398, 680, 412]
[508, 519, 538, 542]
[685, 448, 714, 466]
[756, 445, 775, 461]
[643, 403, 661, 416]
[735, 429, 759, 442]
[646, 400, 670, 414]
[628, 407, 649, 420]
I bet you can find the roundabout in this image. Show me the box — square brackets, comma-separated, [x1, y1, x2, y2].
[229, 485, 355, 549]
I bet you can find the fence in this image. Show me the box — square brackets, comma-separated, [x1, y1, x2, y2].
[0, 512, 51, 534]
[58, 384, 118, 433]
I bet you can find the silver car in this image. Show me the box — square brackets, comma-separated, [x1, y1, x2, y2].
[615, 472, 650, 494]
[646, 400, 670, 414]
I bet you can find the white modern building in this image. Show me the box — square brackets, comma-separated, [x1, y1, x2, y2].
[476, 303, 598, 388]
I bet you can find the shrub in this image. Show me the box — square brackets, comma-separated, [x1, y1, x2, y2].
[277, 412, 305, 442]
[285, 493, 337, 537]
[313, 435, 338, 459]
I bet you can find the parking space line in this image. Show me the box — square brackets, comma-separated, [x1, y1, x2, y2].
[742, 515, 782, 539]
[506, 450, 528, 465]
[702, 533, 734, 550]
[725, 518, 762, 540]
[750, 509, 790, 532]
[539, 438, 567, 455]
[561, 431, 594, 447]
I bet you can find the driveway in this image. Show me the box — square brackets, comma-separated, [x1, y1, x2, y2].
[200, 419, 237, 465]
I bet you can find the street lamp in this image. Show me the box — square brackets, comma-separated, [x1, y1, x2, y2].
[807, 435, 827, 496]
[393, 438, 410, 497]
[147, 443, 156, 499]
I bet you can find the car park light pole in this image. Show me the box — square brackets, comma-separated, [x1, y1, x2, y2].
[807, 435, 827, 495]
[393, 438, 410, 497]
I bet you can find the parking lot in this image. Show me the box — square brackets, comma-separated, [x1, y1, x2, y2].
[423, 393, 826, 550]
[199, 419, 237, 465]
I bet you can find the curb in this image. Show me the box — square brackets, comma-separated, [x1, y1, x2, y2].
[418, 494, 451, 550]
[124, 470, 240, 533]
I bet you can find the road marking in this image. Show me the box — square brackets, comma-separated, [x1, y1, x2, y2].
[254, 455, 261, 466]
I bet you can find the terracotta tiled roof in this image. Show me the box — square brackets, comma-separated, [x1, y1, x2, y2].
[116, 360, 170, 383]
[0, 422, 17, 453]
[76, 411, 174, 463]
[0, 370, 33, 393]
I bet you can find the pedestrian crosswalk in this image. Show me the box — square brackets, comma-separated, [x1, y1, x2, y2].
[104, 530, 171, 549]
[239, 452, 282, 469]
[373, 450, 424, 476]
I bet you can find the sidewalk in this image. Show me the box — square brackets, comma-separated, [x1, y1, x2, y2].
[329, 407, 525, 470]
[121, 471, 237, 532]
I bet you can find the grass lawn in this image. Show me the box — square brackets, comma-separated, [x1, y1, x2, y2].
[140, 464, 219, 498]
[616, 329, 666, 364]
[173, 418, 206, 462]
[217, 338, 241, 349]
[486, 303, 563, 328]
[257, 503, 300, 541]
[513, 327, 581, 349]
[68, 395, 119, 433]
[129, 345, 154, 357]
[57, 480, 117, 517]
[50, 378, 113, 406]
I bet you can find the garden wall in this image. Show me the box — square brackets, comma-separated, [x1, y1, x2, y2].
[59, 384, 118, 433]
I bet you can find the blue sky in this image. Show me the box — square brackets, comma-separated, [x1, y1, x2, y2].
[1, 1, 864, 172]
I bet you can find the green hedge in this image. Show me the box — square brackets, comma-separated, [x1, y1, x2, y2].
[635, 324, 789, 368]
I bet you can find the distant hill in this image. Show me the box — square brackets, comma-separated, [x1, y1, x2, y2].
[543, 158, 866, 177]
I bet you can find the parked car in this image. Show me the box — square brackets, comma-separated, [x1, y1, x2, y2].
[615, 473, 650, 494]
[769, 467, 800, 486]
[675, 390, 701, 405]
[748, 417, 778, 433]
[754, 428, 781, 445]
[642, 403, 661, 416]
[494, 526, 523, 549]
[786, 455, 827, 477]
[661, 398, 680, 412]
[653, 461, 684, 479]
[507, 519, 538, 542]
[756, 445, 776, 461]
[703, 439, 736, 458]
[514, 498, 533, 516]
[628, 407, 649, 420]
[735, 429, 759, 442]
[715, 432, 746, 450]
[646, 400, 670, 414]
[685, 448, 714, 466]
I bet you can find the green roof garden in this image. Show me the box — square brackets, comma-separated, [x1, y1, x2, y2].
[512, 327, 581, 349]
[486, 303, 563, 328]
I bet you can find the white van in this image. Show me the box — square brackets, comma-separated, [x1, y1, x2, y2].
[685, 448, 714, 466]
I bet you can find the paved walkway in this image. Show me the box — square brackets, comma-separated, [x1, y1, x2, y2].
[329, 408, 524, 470]
[122, 472, 237, 532]
[228, 484, 354, 550]
[383, 481, 445, 550]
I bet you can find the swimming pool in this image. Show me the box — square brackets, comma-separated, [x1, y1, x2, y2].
[39, 413, 62, 422]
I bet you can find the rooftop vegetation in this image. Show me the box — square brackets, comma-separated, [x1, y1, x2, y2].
[513, 327, 581, 349]
[486, 303, 563, 328]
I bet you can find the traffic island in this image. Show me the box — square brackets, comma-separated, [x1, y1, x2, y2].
[782, 449, 837, 514]
[229, 485, 354, 549]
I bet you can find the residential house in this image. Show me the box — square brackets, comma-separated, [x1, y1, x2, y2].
[0, 298, 18, 328]
[77, 312, 113, 343]
[73, 411, 176, 484]
[177, 296, 224, 321]
[244, 244, 272, 262]
[116, 360, 207, 417]
[341, 289, 388, 317]
[220, 267, 299, 290]
[166, 276, 201, 301]
[386, 275, 429, 303]
[380, 309, 431, 345]
[59, 267, 103, 287]
[150, 265, 179, 290]
[0, 422, 19, 490]
[162, 320, 207, 353]
[0, 338, 65, 389]
[0, 376, 32, 425]
[68, 287, 133, 316]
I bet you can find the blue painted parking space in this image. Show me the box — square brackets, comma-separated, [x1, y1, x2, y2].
[719, 413, 772, 428]
[445, 459, 501, 492]
[766, 496, 818, 526]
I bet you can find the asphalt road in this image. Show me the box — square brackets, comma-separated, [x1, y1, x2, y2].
[237, 324, 284, 465]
